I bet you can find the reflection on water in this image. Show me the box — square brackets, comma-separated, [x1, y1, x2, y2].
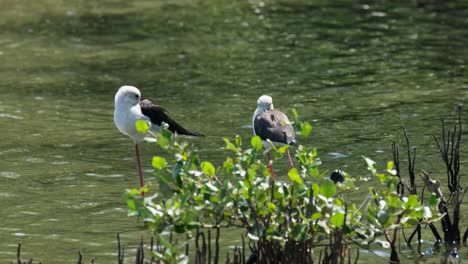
[0, 0, 467, 262]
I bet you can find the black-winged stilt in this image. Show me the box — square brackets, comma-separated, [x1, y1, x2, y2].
[252, 95, 297, 180]
[114, 85, 204, 193]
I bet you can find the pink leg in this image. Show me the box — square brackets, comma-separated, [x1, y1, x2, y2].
[135, 143, 145, 197]
[266, 152, 275, 181]
[287, 148, 294, 169]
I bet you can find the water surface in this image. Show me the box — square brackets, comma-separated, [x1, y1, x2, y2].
[0, 0, 467, 263]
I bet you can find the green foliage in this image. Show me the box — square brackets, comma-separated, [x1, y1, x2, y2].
[292, 109, 313, 140]
[152, 156, 167, 170]
[250, 136, 263, 151]
[319, 179, 336, 198]
[364, 157, 442, 231]
[135, 120, 150, 134]
[287, 168, 302, 186]
[125, 114, 442, 263]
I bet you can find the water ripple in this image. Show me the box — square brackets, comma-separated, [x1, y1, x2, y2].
[0, 113, 23, 119]
[0, 171, 21, 179]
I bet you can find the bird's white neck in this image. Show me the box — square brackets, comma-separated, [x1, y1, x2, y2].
[116, 99, 139, 112]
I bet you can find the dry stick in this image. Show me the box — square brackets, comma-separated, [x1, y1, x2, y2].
[428, 222, 443, 242]
[195, 229, 200, 264]
[214, 227, 220, 264]
[432, 113, 463, 245]
[421, 171, 454, 245]
[201, 232, 207, 264]
[135, 237, 144, 264]
[455, 112, 462, 191]
[77, 251, 82, 264]
[208, 229, 212, 264]
[353, 247, 360, 264]
[150, 236, 155, 263]
[385, 227, 400, 264]
[337, 203, 349, 264]
[434, 119, 454, 193]
[117, 233, 123, 264]
[234, 246, 240, 263]
[241, 234, 245, 264]
[195, 229, 202, 264]
[17, 242, 21, 264]
[404, 130, 425, 251]
[186, 232, 190, 258]
[404, 129, 417, 195]
[463, 227, 468, 243]
[318, 248, 323, 264]
[392, 142, 403, 195]
[449, 129, 456, 190]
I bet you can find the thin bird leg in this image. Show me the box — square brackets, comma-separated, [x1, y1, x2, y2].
[135, 143, 145, 196]
[266, 152, 275, 181]
[287, 148, 294, 169]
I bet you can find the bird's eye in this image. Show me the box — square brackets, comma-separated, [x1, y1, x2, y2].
[135, 94, 139, 98]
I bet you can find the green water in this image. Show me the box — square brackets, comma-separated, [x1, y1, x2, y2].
[0, 0, 467, 263]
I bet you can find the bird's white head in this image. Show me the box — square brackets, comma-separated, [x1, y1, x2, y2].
[257, 95, 273, 111]
[115, 85, 141, 107]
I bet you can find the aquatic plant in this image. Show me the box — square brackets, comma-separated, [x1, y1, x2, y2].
[126, 113, 446, 264]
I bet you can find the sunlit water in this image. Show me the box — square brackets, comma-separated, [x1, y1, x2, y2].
[0, 0, 467, 263]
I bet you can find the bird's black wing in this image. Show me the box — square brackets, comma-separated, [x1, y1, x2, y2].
[140, 98, 204, 137]
[254, 109, 297, 146]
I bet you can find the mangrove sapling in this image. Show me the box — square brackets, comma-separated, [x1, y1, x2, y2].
[126, 112, 443, 264]
[364, 154, 444, 263]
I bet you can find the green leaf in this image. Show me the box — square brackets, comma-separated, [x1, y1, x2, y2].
[201, 161, 216, 176]
[266, 202, 276, 210]
[423, 206, 433, 219]
[172, 162, 183, 187]
[277, 145, 289, 154]
[223, 158, 234, 172]
[235, 135, 242, 147]
[180, 191, 191, 207]
[363, 156, 376, 175]
[158, 134, 170, 149]
[186, 221, 201, 230]
[309, 167, 320, 178]
[152, 156, 167, 170]
[387, 160, 397, 175]
[319, 179, 336, 198]
[301, 121, 312, 138]
[292, 109, 298, 122]
[311, 183, 320, 198]
[223, 138, 239, 153]
[205, 182, 219, 192]
[251, 136, 263, 151]
[405, 217, 420, 226]
[428, 193, 438, 208]
[330, 212, 345, 227]
[288, 168, 303, 186]
[387, 160, 394, 171]
[405, 195, 419, 208]
[377, 210, 390, 225]
[291, 224, 308, 240]
[155, 233, 177, 257]
[375, 173, 387, 184]
[135, 120, 150, 134]
[311, 212, 322, 220]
